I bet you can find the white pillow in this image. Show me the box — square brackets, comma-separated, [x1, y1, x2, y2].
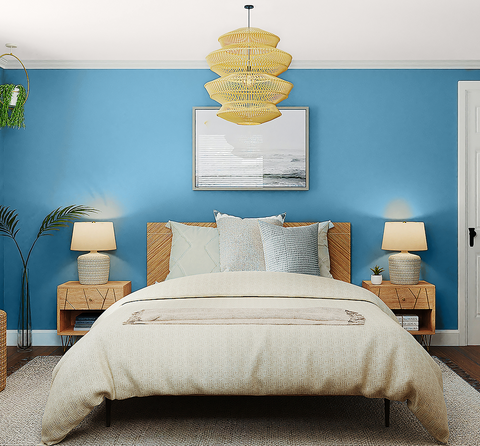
[213, 210, 286, 272]
[318, 221, 334, 278]
[165, 221, 220, 280]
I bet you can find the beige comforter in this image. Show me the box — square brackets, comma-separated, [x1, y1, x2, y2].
[41, 272, 449, 444]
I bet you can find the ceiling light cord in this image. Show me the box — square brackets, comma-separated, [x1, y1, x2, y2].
[245, 5, 253, 73]
[245, 5, 253, 28]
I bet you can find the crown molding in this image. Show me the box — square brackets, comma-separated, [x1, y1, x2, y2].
[0, 59, 210, 70]
[292, 60, 480, 69]
[1, 59, 480, 70]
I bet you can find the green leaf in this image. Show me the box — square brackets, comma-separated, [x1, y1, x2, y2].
[36, 205, 98, 238]
[1, 204, 98, 269]
[0, 205, 20, 239]
[370, 265, 384, 275]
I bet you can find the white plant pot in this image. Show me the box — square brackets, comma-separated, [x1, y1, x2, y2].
[9, 87, 19, 107]
[371, 274, 383, 285]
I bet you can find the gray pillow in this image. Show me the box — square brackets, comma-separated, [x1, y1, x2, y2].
[258, 221, 320, 276]
[213, 210, 286, 272]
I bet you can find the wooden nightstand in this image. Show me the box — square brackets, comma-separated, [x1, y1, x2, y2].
[362, 280, 435, 348]
[57, 281, 131, 347]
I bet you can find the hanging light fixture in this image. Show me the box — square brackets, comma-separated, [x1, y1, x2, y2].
[205, 5, 293, 125]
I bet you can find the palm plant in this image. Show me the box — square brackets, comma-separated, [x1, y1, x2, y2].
[0, 204, 97, 349]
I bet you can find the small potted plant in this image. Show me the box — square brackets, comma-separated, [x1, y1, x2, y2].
[370, 265, 384, 285]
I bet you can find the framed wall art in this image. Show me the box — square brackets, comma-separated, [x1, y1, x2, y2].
[193, 107, 309, 190]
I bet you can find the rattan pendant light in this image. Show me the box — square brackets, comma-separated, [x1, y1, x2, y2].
[205, 5, 293, 125]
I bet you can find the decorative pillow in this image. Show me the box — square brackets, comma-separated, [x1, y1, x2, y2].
[213, 210, 286, 272]
[258, 221, 320, 276]
[165, 221, 220, 280]
[318, 221, 334, 278]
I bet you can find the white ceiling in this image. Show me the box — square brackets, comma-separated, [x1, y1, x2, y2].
[1, 0, 480, 69]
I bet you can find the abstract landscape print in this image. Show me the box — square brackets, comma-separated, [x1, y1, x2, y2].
[194, 108, 309, 190]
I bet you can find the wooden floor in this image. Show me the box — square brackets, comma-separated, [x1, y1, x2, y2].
[6, 345, 480, 383]
[6, 346, 64, 377]
[430, 346, 480, 382]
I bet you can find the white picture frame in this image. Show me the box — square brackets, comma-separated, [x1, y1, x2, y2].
[193, 107, 309, 190]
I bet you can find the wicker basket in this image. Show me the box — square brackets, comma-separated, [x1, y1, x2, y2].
[0, 310, 6, 392]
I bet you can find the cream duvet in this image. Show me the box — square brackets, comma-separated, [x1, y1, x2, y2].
[41, 272, 449, 444]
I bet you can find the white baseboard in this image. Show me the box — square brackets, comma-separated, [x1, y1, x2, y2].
[7, 329, 462, 347]
[430, 330, 461, 346]
[7, 330, 62, 347]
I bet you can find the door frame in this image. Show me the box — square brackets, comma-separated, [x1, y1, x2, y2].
[458, 81, 478, 346]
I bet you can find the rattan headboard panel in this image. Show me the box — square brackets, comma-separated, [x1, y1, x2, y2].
[147, 222, 351, 286]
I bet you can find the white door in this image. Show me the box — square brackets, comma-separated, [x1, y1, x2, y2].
[459, 82, 480, 345]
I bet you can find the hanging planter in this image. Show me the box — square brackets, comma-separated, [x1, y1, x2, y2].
[0, 44, 30, 129]
[0, 84, 27, 129]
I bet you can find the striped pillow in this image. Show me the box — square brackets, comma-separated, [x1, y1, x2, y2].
[258, 221, 320, 276]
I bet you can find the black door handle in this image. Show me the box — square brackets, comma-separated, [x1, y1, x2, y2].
[469, 228, 477, 247]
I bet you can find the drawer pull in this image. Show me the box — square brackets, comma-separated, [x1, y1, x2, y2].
[402, 298, 405, 301]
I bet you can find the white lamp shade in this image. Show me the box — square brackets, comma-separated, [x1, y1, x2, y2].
[381, 222, 427, 252]
[71, 222, 116, 252]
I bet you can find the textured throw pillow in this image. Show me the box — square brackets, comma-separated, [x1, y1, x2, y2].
[318, 221, 334, 278]
[258, 221, 320, 276]
[213, 210, 286, 272]
[165, 221, 220, 280]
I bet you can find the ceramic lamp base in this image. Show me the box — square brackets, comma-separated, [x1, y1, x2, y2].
[77, 252, 110, 285]
[388, 252, 421, 285]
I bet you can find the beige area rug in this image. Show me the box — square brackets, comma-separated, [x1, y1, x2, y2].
[0, 356, 479, 446]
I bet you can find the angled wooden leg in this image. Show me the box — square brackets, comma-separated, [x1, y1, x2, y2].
[105, 398, 111, 427]
[384, 398, 390, 427]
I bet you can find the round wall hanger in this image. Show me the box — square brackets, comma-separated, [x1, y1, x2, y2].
[0, 43, 30, 106]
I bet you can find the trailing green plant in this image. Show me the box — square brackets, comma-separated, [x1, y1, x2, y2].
[0, 84, 27, 129]
[370, 265, 384, 275]
[0, 205, 98, 270]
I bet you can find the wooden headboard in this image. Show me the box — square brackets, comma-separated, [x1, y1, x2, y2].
[147, 222, 351, 286]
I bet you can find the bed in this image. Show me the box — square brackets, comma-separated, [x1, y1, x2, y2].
[41, 218, 449, 445]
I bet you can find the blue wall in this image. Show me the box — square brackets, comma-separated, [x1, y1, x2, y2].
[2, 67, 480, 332]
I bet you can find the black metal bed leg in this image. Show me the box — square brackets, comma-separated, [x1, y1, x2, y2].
[384, 398, 390, 427]
[105, 398, 111, 427]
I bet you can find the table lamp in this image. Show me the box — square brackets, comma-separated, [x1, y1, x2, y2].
[381, 221, 427, 285]
[71, 222, 117, 285]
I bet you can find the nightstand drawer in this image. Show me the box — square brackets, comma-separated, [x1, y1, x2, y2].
[58, 288, 104, 310]
[58, 282, 130, 310]
[369, 286, 433, 310]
